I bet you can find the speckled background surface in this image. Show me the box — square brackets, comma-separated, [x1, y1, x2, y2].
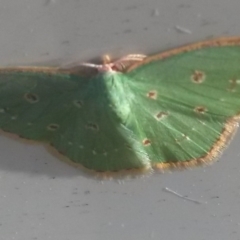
[1, 1, 240, 240]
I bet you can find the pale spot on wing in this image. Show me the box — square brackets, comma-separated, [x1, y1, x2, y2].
[199, 120, 206, 125]
[227, 79, 240, 92]
[79, 145, 84, 149]
[68, 142, 73, 145]
[175, 134, 190, 144]
[92, 150, 97, 155]
[11, 116, 17, 120]
[191, 70, 205, 84]
[24, 93, 39, 103]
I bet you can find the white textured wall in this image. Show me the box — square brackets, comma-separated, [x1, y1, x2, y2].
[0, 1, 240, 239]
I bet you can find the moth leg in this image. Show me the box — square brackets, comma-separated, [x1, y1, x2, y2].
[116, 54, 147, 62]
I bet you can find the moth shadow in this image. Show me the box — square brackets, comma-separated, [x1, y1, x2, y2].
[0, 131, 98, 179]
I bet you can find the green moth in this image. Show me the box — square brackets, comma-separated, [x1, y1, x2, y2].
[0, 37, 240, 174]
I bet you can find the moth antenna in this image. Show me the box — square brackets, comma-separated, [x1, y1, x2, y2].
[116, 54, 147, 62]
[80, 62, 103, 68]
